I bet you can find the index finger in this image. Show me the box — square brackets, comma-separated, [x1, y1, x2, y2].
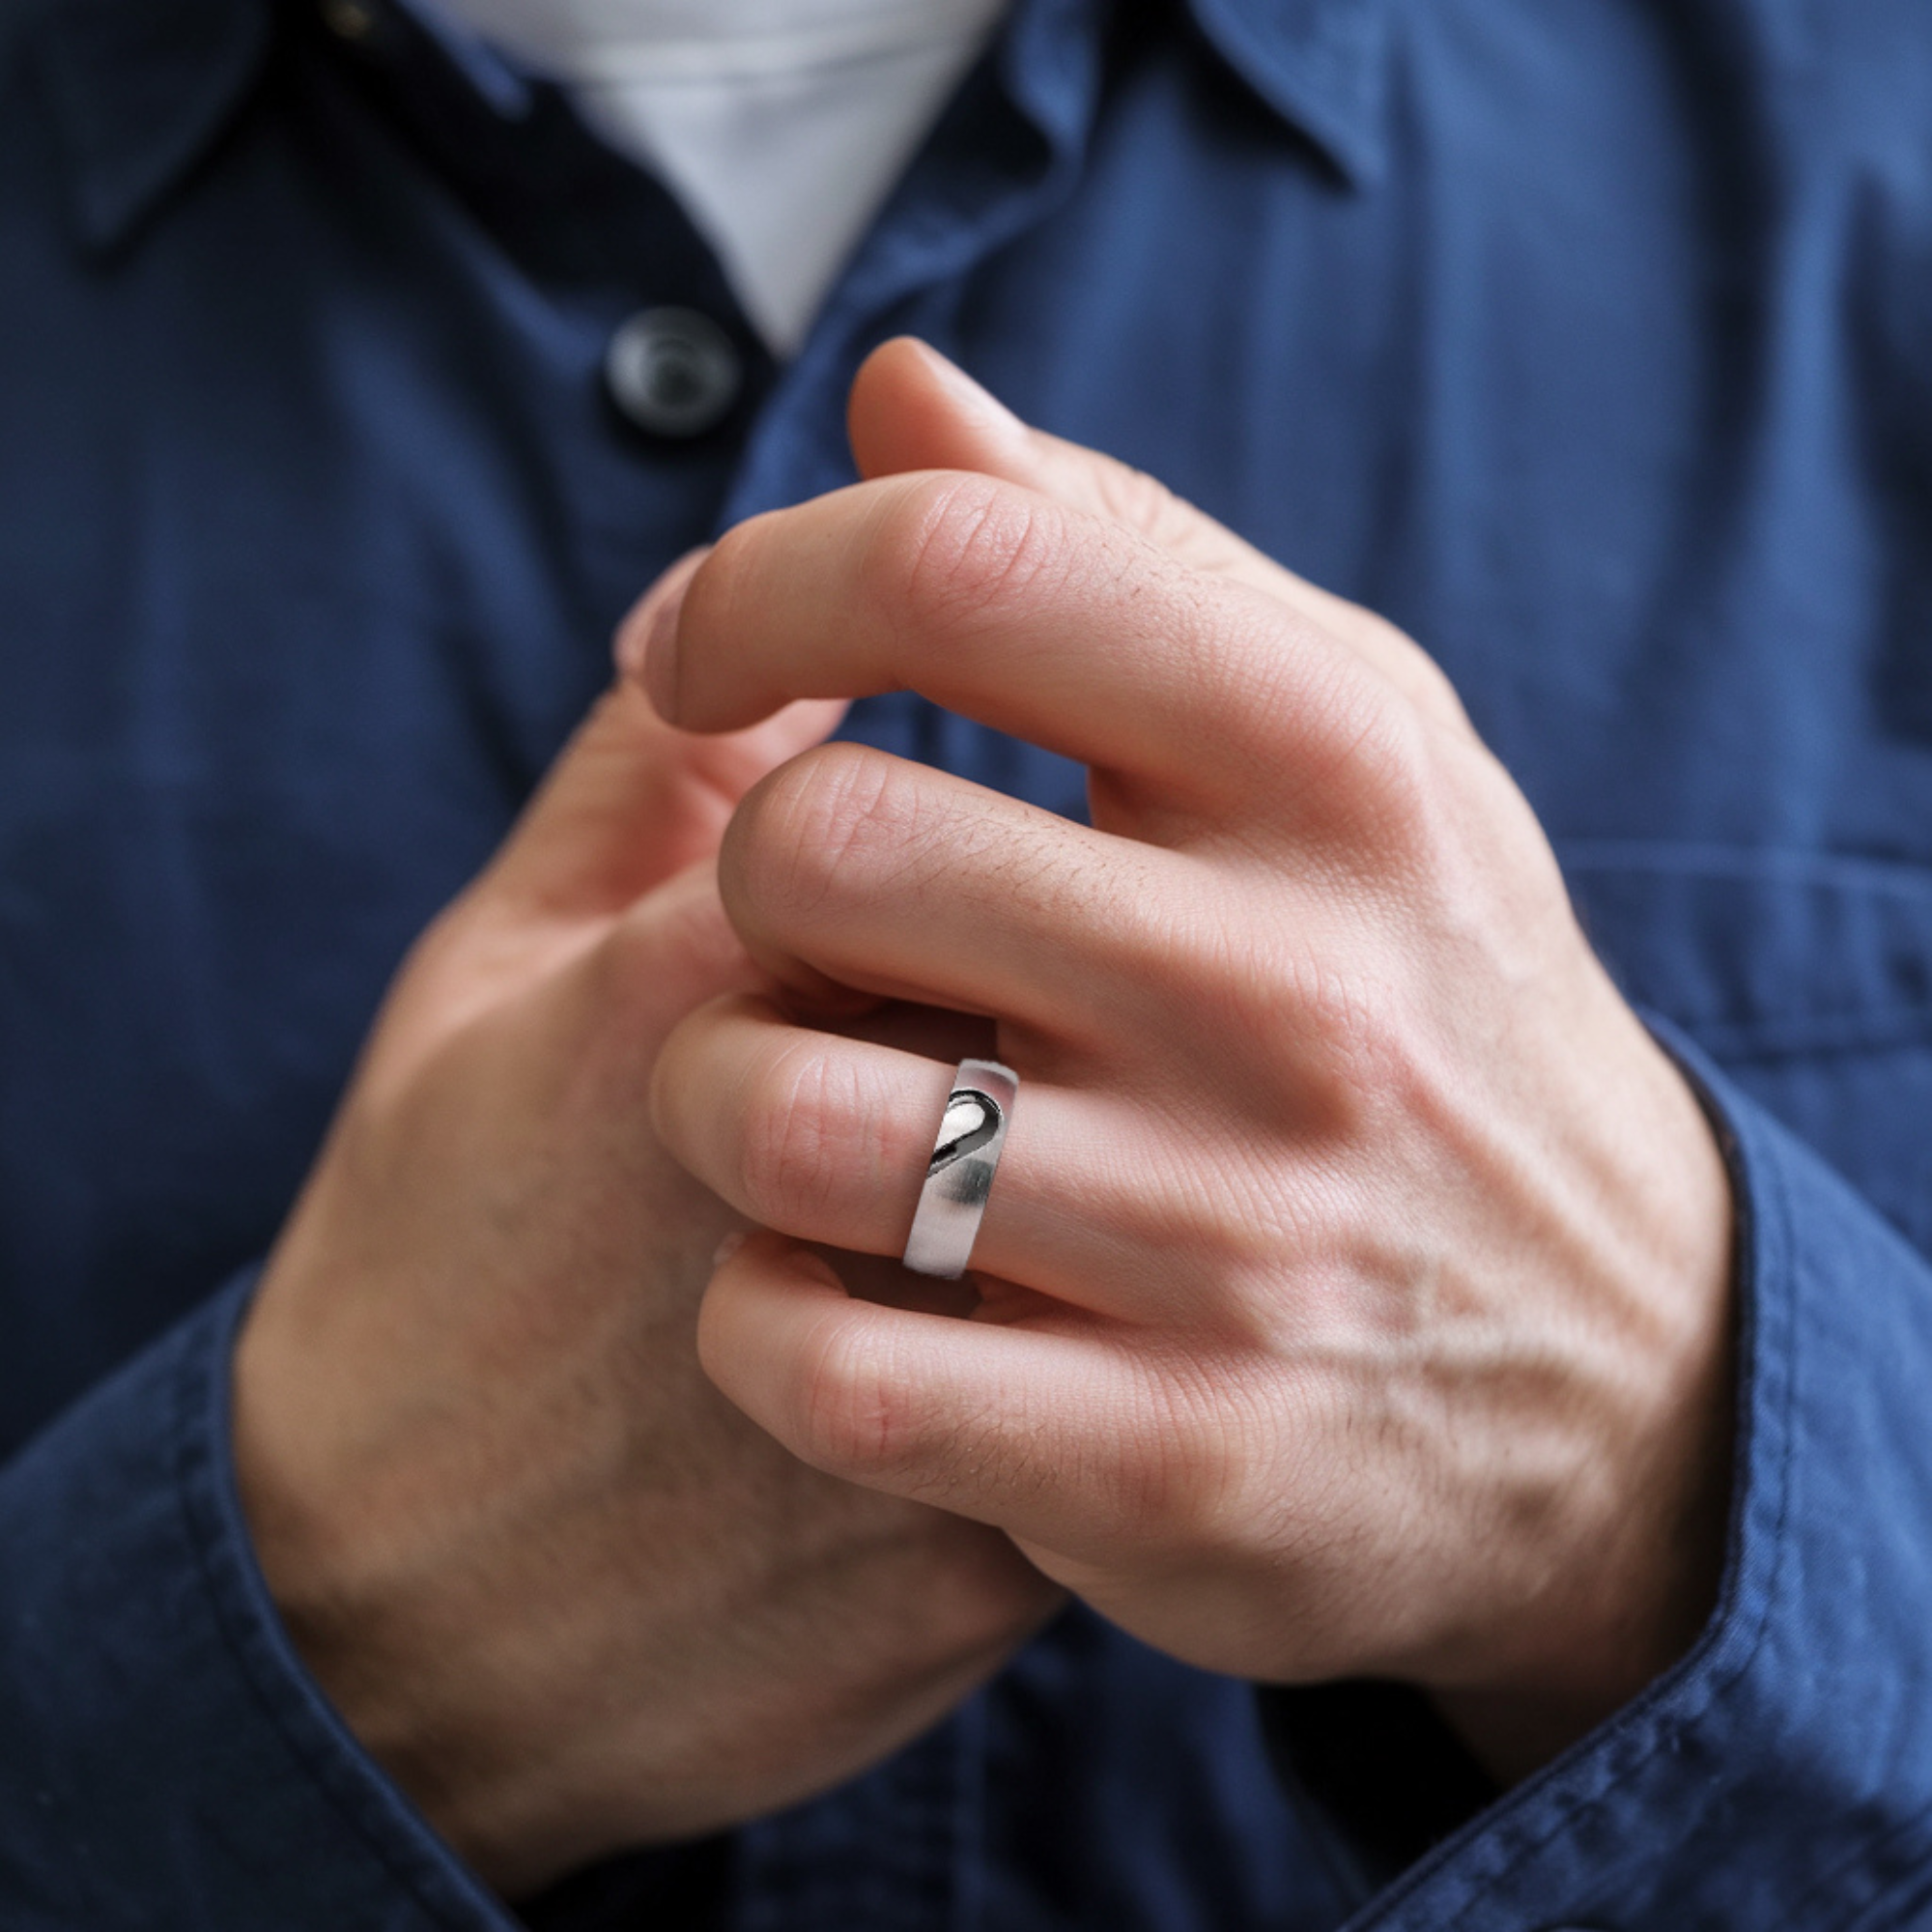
[844, 338, 1468, 732]
[651, 470, 1389, 807]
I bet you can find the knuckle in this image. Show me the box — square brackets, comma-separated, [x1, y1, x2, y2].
[1342, 696, 1442, 842]
[872, 472, 1068, 637]
[725, 742, 916, 928]
[1340, 606, 1417, 668]
[1265, 648, 1448, 862]
[1348, 610, 1475, 731]
[1092, 458, 1180, 539]
[1278, 961, 1450, 1164]
[1180, 915, 1414, 1139]
[795, 1317, 917, 1480]
[1294, 964, 1411, 1115]
[737, 1043, 867, 1228]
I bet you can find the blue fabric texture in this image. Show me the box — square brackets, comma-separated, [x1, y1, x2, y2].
[3, 0, 1932, 1923]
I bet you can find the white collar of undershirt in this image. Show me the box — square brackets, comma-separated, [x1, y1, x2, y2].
[423, 0, 1011, 353]
[433, 0, 1012, 84]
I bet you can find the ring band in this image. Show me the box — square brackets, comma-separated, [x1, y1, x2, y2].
[901, 1059, 1017, 1279]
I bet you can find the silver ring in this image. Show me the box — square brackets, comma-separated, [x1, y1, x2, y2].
[901, 1059, 1016, 1279]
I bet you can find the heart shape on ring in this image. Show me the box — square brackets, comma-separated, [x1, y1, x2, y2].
[928, 1090, 1003, 1175]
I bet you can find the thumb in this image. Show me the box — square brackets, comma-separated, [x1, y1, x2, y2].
[479, 554, 847, 923]
[847, 339, 1267, 583]
[847, 340, 1466, 726]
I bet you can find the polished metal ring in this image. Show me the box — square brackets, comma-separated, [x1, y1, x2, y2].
[901, 1059, 1017, 1279]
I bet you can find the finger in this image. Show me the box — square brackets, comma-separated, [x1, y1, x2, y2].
[484, 678, 848, 920]
[717, 741, 1208, 1034]
[612, 546, 708, 684]
[372, 855, 766, 1096]
[846, 339, 1468, 729]
[476, 564, 847, 923]
[645, 468, 1391, 814]
[847, 339, 1295, 597]
[716, 746, 1371, 1091]
[653, 994, 1221, 1318]
[697, 1232, 1174, 1553]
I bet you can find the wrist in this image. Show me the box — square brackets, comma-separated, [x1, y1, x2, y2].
[232, 1250, 554, 1889]
[1433, 1011, 1738, 1781]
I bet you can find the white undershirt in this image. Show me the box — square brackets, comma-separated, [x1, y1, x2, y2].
[425, 0, 1012, 354]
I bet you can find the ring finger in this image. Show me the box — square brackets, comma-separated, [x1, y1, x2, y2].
[651, 993, 1225, 1321]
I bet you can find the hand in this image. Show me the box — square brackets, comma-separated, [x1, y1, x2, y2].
[642, 341, 1737, 1782]
[233, 577, 1059, 1899]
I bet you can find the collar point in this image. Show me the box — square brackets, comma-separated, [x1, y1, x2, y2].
[34, 0, 274, 257]
[1186, 0, 1394, 191]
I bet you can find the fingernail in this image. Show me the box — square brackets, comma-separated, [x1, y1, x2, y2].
[915, 343, 1025, 440]
[613, 604, 649, 680]
[639, 592, 683, 723]
[712, 1230, 749, 1268]
[613, 549, 705, 710]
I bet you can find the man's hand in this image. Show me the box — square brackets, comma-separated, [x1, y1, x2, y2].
[642, 341, 1737, 1782]
[233, 589, 1059, 1898]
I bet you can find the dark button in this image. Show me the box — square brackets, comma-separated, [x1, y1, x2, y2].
[605, 308, 742, 440]
[319, 0, 378, 42]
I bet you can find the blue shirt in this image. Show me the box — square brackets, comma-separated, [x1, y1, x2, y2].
[4, 0, 1932, 1924]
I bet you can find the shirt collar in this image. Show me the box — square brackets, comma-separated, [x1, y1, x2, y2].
[1185, 0, 1395, 185]
[29, 0, 1394, 254]
[30, 0, 274, 251]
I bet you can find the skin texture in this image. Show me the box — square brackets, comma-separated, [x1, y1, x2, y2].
[233, 660, 1061, 1897]
[646, 340, 1738, 1782]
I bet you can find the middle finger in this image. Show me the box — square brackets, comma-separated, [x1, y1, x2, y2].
[720, 741, 1200, 1045]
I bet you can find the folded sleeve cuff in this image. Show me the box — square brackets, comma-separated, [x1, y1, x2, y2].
[1270, 1027, 1932, 1930]
[0, 1270, 518, 1929]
